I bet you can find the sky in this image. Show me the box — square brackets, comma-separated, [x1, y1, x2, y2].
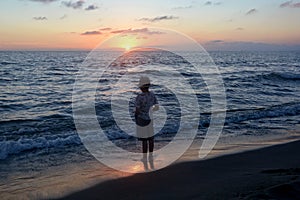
[0, 0, 300, 51]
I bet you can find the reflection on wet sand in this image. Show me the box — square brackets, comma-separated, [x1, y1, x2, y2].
[141, 153, 155, 171]
[129, 154, 156, 173]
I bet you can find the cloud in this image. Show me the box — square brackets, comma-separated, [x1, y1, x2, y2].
[81, 31, 102, 35]
[28, 0, 58, 3]
[280, 1, 300, 8]
[128, 28, 164, 35]
[111, 28, 164, 35]
[110, 29, 128, 34]
[62, 1, 100, 11]
[99, 27, 112, 31]
[236, 27, 244, 31]
[172, 5, 193, 9]
[246, 8, 257, 15]
[60, 14, 67, 20]
[209, 40, 224, 43]
[85, 4, 98, 10]
[204, 1, 221, 6]
[136, 36, 148, 40]
[293, 2, 300, 7]
[62, 0, 84, 9]
[280, 1, 293, 7]
[33, 16, 47, 20]
[204, 1, 212, 5]
[138, 15, 178, 23]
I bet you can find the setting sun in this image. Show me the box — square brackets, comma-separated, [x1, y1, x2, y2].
[119, 36, 140, 51]
[102, 34, 142, 51]
[124, 45, 132, 51]
[121, 41, 137, 51]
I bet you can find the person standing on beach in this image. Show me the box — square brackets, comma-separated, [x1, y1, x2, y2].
[135, 76, 159, 163]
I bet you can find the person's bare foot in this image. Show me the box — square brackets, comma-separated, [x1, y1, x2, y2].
[149, 153, 155, 170]
[141, 154, 149, 171]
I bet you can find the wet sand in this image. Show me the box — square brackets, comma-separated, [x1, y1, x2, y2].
[58, 140, 300, 200]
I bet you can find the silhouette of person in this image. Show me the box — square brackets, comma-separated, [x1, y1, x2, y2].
[135, 76, 159, 169]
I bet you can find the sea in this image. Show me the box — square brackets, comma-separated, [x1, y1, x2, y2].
[0, 50, 300, 199]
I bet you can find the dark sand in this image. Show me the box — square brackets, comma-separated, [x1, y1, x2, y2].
[58, 140, 300, 200]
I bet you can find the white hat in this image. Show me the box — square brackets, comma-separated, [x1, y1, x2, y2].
[138, 76, 150, 88]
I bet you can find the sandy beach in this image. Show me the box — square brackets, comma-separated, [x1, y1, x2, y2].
[57, 140, 300, 200]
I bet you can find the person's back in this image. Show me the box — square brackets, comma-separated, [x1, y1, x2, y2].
[134, 76, 159, 168]
[135, 91, 157, 121]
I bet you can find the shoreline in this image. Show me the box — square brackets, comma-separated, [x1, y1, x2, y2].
[59, 139, 300, 200]
[179, 131, 300, 162]
[1, 133, 299, 200]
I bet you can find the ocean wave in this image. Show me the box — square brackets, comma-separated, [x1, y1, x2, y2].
[0, 134, 82, 160]
[226, 102, 300, 124]
[0, 61, 18, 65]
[262, 72, 300, 81]
[200, 102, 300, 127]
[1, 103, 299, 160]
[1, 51, 300, 162]
[225, 72, 300, 83]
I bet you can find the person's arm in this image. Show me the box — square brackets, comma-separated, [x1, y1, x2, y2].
[152, 94, 159, 111]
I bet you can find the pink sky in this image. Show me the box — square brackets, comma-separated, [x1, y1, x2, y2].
[0, 0, 300, 50]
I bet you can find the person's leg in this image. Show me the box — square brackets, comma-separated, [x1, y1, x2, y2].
[141, 139, 148, 170]
[149, 137, 154, 152]
[148, 137, 154, 169]
[142, 140, 148, 153]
